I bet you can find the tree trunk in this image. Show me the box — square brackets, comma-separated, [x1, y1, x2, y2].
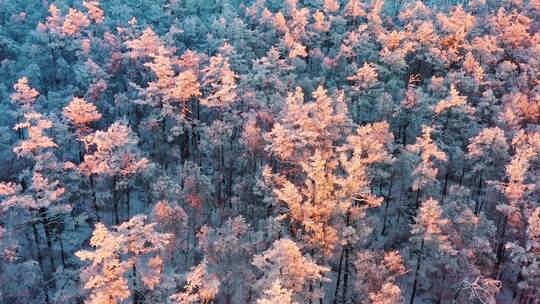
[474, 172, 483, 215]
[402, 122, 409, 145]
[513, 269, 524, 300]
[126, 182, 131, 218]
[309, 248, 315, 304]
[132, 264, 140, 304]
[332, 247, 345, 304]
[341, 245, 350, 304]
[113, 176, 119, 225]
[442, 169, 450, 200]
[414, 189, 422, 211]
[495, 215, 508, 271]
[458, 167, 465, 187]
[78, 141, 84, 163]
[40, 208, 56, 284]
[437, 270, 446, 303]
[452, 282, 464, 303]
[89, 174, 100, 222]
[381, 199, 391, 236]
[57, 227, 66, 268]
[228, 159, 233, 209]
[181, 121, 190, 164]
[31, 221, 50, 304]
[161, 108, 168, 170]
[409, 239, 425, 304]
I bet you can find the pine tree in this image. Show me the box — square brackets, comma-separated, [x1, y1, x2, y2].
[125, 27, 163, 59]
[265, 85, 349, 167]
[256, 279, 297, 304]
[408, 198, 456, 304]
[354, 250, 406, 303]
[61, 8, 90, 37]
[169, 260, 220, 304]
[63, 97, 101, 138]
[497, 131, 539, 300]
[79, 122, 149, 224]
[0, 1, 539, 303]
[467, 127, 509, 179]
[407, 126, 447, 204]
[75, 222, 130, 304]
[467, 127, 509, 212]
[253, 238, 329, 303]
[510, 206, 540, 300]
[13, 112, 58, 157]
[76, 215, 171, 304]
[195, 216, 256, 302]
[11, 77, 39, 110]
[201, 50, 237, 108]
[151, 200, 188, 262]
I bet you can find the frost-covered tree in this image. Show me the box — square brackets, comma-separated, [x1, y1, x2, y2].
[406, 126, 447, 211]
[79, 122, 149, 224]
[355, 250, 406, 304]
[253, 238, 329, 303]
[0, 1, 539, 303]
[201, 47, 237, 108]
[63, 97, 101, 139]
[408, 198, 455, 304]
[76, 215, 171, 304]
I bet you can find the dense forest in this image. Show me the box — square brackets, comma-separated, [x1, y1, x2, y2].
[0, 0, 539, 303]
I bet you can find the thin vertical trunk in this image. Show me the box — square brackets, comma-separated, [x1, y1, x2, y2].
[31, 221, 50, 304]
[57, 227, 66, 268]
[437, 270, 446, 304]
[409, 239, 425, 304]
[396, 182, 405, 227]
[40, 209, 56, 284]
[332, 248, 345, 304]
[219, 146, 225, 206]
[381, 199, 391, 236]
[341, 211, 351, 303]
[513, 269, 523, 300]
[132, 264, 140, 304]
[113, 176, 119, 225]
[309, 282, 314, 304]
[181, 120, 190, 164]
[134, 105, 141, 134]
[89, 174, 100, 222]
[319, 279, 324, 304]
[309, 248, 315, 304]
[228, 159, 233, 209]
[17, 116, 23, 140]
[402, 122, 409, 146]
[341, 245, 350, 304]
[495, 215, 508, 271]
[477, 200, 485, 215]
[161, 108, 168, 170]
[381, 171, 394, 236]
[458, 167, 465, 188]
[126, 182, 131, 218]
[185, 226, 190, 268]
[196, 100, 200, 144]
[146, 182, 151, 208]
[442, 169, 450, 199]
[78, 141, 84, 163]
[414, 189, 422, 210]
[474, 172, 483, 215]
[452, 282, 464, 303]
[49, 45, 59, 88]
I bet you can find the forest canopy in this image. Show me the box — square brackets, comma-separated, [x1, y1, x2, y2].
[0, 0, 539, 303]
